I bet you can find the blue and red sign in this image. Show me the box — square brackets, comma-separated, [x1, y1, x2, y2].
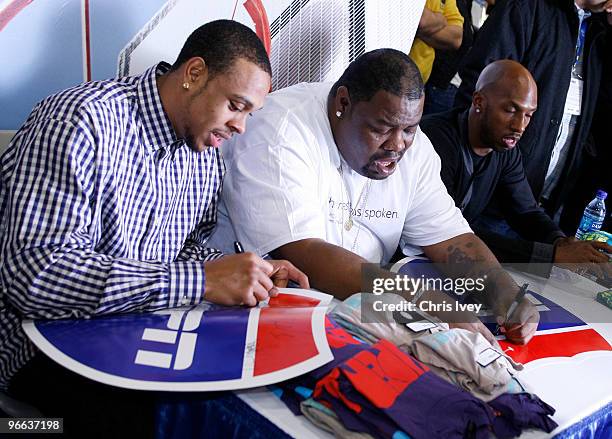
[23, 289, 333, 391]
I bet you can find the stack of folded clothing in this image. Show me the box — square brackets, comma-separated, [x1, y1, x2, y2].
[273, 318, 557, 439]
[331, 293, 524, 400]
[410, 329, 523, 401]
[329, 293, 449, 348]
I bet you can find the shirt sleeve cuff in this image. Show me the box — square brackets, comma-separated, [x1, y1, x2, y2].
[544, 230, 566, 244]
[531, 241, 554, 263]
[528, 242, 555, 277]
[168, 260, 207, 307]
[177, 243, 224, 262]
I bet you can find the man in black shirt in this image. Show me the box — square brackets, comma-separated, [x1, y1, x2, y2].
[422, 60, 612, 273]
[453, 0, 612, 232]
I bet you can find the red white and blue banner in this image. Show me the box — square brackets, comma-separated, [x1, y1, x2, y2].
[392, 257, 612, 363]
[23, 289, 333, 391]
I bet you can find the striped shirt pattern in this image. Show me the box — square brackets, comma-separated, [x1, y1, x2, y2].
[0, 63, 224, 389]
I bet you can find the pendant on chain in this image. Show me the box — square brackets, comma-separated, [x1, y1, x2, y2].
[344, 217, 353, 231]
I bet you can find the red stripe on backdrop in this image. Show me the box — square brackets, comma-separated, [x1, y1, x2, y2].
[0, 0, 33, 33]
[243, 0, 271, 56]
[254, 294, 320, 376]
[83, 0, 91, 81]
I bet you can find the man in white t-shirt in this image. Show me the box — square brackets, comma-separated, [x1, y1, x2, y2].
[211, 49, 539, 344]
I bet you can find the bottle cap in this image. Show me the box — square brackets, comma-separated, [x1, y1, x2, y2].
[596, 189, 607, 199]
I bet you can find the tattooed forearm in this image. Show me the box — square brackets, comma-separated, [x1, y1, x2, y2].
[424, 233, 519, 311]
[446, 242, 508, 279]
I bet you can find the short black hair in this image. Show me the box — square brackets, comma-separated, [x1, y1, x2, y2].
[172, 20, 272, 77]
[330, 49, 424, 103]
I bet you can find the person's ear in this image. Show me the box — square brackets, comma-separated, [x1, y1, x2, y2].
[182, 57, 208, 90]
[334, 86, 352, 119]
[473, 91, 484, 114]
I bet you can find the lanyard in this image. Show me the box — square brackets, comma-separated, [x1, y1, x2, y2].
[572, 9, 590, 79]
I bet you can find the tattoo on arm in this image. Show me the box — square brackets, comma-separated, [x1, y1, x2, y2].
[445, 242, 506, 284]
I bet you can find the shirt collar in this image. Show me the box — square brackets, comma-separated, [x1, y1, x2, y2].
[136, 62, 181, 155]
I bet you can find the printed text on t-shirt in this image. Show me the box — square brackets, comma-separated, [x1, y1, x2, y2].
[328, 197, 399, 220]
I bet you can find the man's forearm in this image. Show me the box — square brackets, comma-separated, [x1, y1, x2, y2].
[271, 238, 479, 323]
[423, 233, 519, 314]
[418, 25, 463, 50]
[2, 246, 190, 319]
[271, 238, 369, 299]
[417, 8, 447, 37]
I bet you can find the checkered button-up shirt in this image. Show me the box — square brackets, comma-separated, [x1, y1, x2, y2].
[0, 63, 224, 388]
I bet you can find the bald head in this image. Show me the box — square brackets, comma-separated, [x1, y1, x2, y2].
[469, 60, 538, 154]
[475, 60, 537, 98]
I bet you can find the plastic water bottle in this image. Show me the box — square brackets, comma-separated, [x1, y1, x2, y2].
[575, 190, 607, 240]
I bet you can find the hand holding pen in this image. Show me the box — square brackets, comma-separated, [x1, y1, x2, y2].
[235, 241, 309, 303]
[496, 283, 539, 345]
[202, 242, 309, 307]
[502, 283, 528, 327]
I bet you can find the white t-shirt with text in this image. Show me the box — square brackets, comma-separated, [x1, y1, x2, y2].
[209, 82, 471, 262]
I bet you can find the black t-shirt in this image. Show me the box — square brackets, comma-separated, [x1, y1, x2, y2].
[420, 108, 565, 263]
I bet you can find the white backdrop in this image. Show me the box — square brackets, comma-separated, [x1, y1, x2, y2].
[0, 0, 425, 153]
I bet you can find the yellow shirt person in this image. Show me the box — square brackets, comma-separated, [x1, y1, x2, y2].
[409, 0, 464, 83]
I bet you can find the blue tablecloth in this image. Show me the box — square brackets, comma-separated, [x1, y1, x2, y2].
[156, 392, 290, 439]
[554, 401, 612, 439]
[155, 392, 611, 439]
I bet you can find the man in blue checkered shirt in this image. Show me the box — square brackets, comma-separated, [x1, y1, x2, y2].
[0, 20, 307, 435]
